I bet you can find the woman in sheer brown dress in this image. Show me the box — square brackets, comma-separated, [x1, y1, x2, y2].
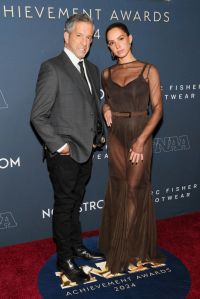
[99, 23, 164, 274]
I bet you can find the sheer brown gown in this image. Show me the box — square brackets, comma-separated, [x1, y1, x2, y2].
[99, 61, 164, 274]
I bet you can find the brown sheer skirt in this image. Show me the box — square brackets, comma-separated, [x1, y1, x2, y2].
[99, 116, 164, 274]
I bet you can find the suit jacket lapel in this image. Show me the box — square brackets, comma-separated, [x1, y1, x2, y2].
[85, 61, 98, 99]
[59, 51, 91, 97]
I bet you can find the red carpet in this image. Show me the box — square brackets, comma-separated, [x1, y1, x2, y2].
[0, 212, 199, 299]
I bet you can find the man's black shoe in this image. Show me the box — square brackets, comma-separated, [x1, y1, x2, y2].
[57, 258, 89, 284]
[73, 246, 104, 260]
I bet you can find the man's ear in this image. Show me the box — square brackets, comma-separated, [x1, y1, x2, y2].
[64, 32, 69, 45]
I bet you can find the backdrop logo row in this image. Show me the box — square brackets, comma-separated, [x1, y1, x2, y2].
[41, 181, 198, 221]
[0, 5, 170, 23]
[1, 183, 197, 231]
[93, 134, 191, 161]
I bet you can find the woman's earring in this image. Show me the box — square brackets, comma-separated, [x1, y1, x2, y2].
[111, 52, 115, 60]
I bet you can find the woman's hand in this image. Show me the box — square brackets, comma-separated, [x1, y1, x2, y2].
[104, 109, 112, 127]
[129, 139, 144, 164]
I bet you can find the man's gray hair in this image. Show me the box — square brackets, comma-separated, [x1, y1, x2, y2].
[64, 13, 94, 33]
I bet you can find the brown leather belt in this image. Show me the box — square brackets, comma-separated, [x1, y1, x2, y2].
[112, 111, 147, 118]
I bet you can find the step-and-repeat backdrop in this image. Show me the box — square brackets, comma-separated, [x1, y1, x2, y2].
[0, 0, 199, 247]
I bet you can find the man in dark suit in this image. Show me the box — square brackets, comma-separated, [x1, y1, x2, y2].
[31, 13, 104, 284]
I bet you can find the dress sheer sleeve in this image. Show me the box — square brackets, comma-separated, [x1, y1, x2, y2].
[101, 69, 111, 114]
[137, 64, 163, 145]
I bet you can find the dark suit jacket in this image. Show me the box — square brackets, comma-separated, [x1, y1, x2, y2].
[31, 51, 101, 163]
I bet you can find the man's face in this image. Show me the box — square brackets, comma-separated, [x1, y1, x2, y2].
[64, 21, 94, 59]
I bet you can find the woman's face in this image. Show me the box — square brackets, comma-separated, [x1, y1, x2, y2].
[107, 27, 132, 59]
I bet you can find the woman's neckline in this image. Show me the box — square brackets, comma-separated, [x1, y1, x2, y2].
[118, 59, 138, 65]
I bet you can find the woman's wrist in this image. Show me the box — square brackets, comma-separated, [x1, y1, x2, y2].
[103, 104, 111, 114]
